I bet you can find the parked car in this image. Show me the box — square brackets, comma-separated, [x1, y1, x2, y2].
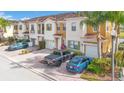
[44, 50, 74, 66]
[66, 56, 93, 73]
[8, 42, 29, 51]
[16, 39, 30, 43]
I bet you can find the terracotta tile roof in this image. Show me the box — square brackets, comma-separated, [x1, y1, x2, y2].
[23, 12, 79, 22]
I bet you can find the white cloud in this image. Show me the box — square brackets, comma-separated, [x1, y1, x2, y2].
[21, 17, 30, 20]
[0, 12, 16, 20]
[0, 12, 30, 21]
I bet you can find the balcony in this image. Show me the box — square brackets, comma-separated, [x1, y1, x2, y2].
[13, 31, 18, 34]
[23, 31, 29, 34]
[23, 29, 29, 34]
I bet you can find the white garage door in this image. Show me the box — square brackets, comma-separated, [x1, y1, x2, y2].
[46, 40, 55, 49]
[85, 44, 98, 58]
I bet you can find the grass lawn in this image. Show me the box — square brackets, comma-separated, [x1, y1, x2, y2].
[120, 32, 124, 38]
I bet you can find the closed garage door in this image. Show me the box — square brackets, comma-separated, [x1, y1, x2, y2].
[46, 40, 55, 49]
[85, 44, 98, 58]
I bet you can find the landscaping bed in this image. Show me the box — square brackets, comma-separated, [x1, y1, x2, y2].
[80, 58, 120, 81]
[80, 70, 119, 81]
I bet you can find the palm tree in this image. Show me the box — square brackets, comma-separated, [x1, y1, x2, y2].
[104, 11, 124, 52]
[0, 17, 11, 39]
[79, 11, 106, 58]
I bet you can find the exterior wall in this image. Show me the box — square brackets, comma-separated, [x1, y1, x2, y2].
[29, 22, 38, 45]
[7, 15, 113, 55]
[66, 17, 87, 52]
[44, 19, 56, 49]
[4, 25, 14, 38]
[56, 22, 66, 38]
[44, 19, 56, 41]
[87, 25, 97, 35]
[17, 22, 25, 39]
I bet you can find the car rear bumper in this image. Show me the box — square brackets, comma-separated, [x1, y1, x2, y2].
[66, 66, 80, 73]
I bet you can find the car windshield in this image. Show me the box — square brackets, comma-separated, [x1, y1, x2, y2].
[71, 57, 88, 64]
[71, 57, 83, 64]
[17, 43, 23, 46]
[53, 51, 61, 55]
[63, 51, 70, 55]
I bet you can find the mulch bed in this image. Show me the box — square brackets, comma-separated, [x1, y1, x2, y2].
[80, 70, 119, 81]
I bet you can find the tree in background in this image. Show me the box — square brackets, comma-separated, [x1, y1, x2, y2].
[0, 18, 11, 36]
[104, 11, 124, 52]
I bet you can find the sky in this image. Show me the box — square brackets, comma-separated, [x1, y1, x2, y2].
[0, 11, 73, 20]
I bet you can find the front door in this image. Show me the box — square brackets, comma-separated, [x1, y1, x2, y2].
[31, 38, 36, 46]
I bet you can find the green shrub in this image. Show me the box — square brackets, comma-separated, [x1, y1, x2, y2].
[87, 64, 102, 74]
[87, 58, 111, 75]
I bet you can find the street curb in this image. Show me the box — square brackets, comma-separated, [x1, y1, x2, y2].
[0, 54, 58, 81]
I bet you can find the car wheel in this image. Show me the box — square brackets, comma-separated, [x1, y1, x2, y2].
[56, 62, 62, 67]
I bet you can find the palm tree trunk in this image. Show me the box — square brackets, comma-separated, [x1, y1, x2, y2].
[115, 24, 120, 52]
[97, 38, 102, 58]
[97, 26, 102, 58]
[115, 35, 119, 52]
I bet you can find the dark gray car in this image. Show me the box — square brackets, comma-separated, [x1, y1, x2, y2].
[44, 50, 74, 66]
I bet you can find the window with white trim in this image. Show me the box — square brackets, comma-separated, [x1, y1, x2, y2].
[71, 22, 76, 31]
[31, 24, 35, 33]
[68, 40, 80, 50]
[19, 25, 22, 30]
[57, 23, 60, 31]
[63, 23, 66, 31]
[46, 24, 52, 31]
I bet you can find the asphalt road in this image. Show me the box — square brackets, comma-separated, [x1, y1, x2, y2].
[0, 55, 48, 81]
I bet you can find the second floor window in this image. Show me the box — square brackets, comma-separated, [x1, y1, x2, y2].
[38, 24, 41, 34]
[26, 25, 29, 31]
[14, 25, 18, 30]
[63, 23, 66, 31]
[42, 24, 44, 34]
[71, 22, 76, 31]
[57, 23, 60, 31]
[46, 24, 52, 31]
[31, 24, 35, 33]
[38, 24, 41, 30]
[19, 25, 22, 30]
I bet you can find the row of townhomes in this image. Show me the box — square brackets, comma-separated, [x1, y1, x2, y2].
[6, 12, 112, 57]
